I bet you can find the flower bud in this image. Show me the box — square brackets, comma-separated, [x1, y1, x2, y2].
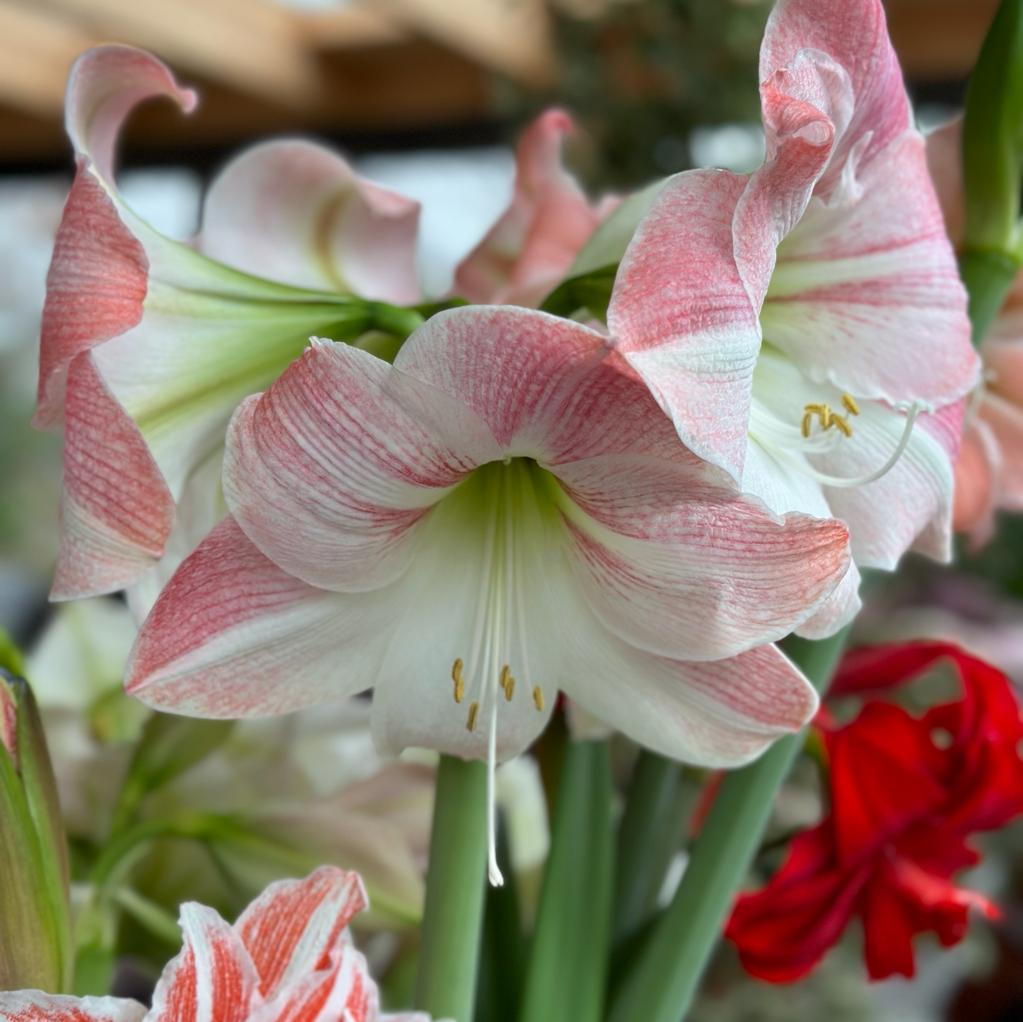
[0, 670, 72, 991]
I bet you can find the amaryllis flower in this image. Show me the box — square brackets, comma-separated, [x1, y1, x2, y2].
[607, 0, 979, 636]
[726, 642, 1023, 981]
[0, 867, 427, 1021]
[126, 305, 850, 883]
[453, 109, 616, 307]
[38, 45, 421, 601]
[926, 118, 1023, 545]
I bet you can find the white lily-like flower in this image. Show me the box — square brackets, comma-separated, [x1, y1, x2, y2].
[126, 304, 851, 883]
[606, 0, 980, 637]
[38, 45, 422, 601]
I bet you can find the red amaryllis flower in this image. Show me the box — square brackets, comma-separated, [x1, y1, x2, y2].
[726, 642, 1023, 981]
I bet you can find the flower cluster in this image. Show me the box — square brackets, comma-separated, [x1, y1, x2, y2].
[11, 0, 1021, 1013]
[727, 642, 1023, 980]
[0, 867, 427, 1021]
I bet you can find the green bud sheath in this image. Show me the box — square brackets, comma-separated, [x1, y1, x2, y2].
[0, 671, 72, 992]
[962, 0, 1023, 252]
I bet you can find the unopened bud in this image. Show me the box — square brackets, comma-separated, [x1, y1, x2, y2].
[0, 670, 72, 991]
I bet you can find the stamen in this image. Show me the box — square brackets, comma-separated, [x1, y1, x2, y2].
[500, 665, 515, 701]
[829, 412, 852, 437]
[532, 685, 545, 712]
[802, 402, 924, 489]
[466, 701, 479, 732]
[451, 658, 464, 703]
[801, 400, 854, 439]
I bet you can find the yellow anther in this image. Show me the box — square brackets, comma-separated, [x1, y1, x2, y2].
[829, 412, 853, 437]
[500, 665, 515, 701]
[451, 658, 465, 704]
[532, 686, 545, 712]
[466, 701, 479, 732]
[801, 400, 854, 439]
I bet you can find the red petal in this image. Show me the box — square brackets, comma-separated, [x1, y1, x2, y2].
[826, 702, 948, 863]
[726, 825, 868, 982]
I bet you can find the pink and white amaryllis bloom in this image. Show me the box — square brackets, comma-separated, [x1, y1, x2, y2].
[126, 305, 850, 884]
[0, 867, 427, 1022]
[607, 0, 979, 636]
[925, 118, 1023, 545]
[453, 109, 616, 307]
[39, 45, 421, 602]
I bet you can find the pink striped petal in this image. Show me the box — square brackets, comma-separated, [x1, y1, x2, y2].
[223, 340, 501, 592]
[759, 0, 911, 188]
[126, 518, 393, 717]
[795, 562, 862, 640]
[234, 867, 366, 997]
[563, 637, 818, 768]
[0, 994, 145, 1022]
[398, 306, 685, 463]
[200, 140, 420, 304]
[454, 109, 607, 306]
[51, 354, 174, 599]
[606, 169, 761, 480]
[761, 131, 977, 405]
[555, 456, 851, 660]
[149, 904, 258, 1022]
[820, 401, 962, 570]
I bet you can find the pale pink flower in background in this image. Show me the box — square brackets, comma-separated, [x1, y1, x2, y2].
[607, 0, 979, 637]
[454, 108, 617, 307]
[126, 305, 850, 883]
[37, 45, 422, 602]
[926, 117, 1023, 546]
[0, 867, 428, 1022]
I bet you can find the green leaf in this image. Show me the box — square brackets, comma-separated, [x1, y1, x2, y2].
[110, 714, 235, 833]
[540, 264, 618, 321]
[518, 740, 613, 1022]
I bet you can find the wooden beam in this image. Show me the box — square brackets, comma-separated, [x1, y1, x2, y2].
[0, 2, 96, 116]
[376, 0, 557, 86]
[37, 0, 319, 105]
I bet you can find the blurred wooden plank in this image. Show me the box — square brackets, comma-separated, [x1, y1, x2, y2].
[297, 5, 406, 48]
[0, 2, 95, 115]
[0, 37, 493, 164]
[37, 0, 319, 105]
[885, 0, 999, 80]
[377, 0, 556, 86]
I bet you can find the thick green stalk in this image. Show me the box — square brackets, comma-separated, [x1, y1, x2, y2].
[518, 740, 613, 1022]
[959, 247, 1020, 346]
[607, 631, 848, 1022]
[414, 755, 488, 1022]
[612, 752, 688, 946]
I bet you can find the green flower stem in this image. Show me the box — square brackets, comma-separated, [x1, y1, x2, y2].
[959, 247, 1020, 346]
[414, 755, 489, 1022]
[612, 752, 688, 947]
[518, 740, 613, 1022]
[607, 630, 849, 1022]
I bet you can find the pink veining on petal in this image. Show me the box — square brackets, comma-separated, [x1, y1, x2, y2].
[51, 354, 174, 600]
[454, 108, 611, 307]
